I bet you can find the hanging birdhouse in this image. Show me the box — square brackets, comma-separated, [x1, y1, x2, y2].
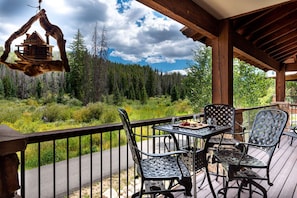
[0, 9, 70, 76]
[16, 31, 53, 61]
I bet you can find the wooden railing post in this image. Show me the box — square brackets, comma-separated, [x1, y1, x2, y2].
[235, 109, 244, 141]
[0, 125, 27, 198]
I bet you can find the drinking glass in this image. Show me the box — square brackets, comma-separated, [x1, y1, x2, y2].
[172, 117, 180, 128]
[193, 114, 197, 122]
[207, 118, 217, 126]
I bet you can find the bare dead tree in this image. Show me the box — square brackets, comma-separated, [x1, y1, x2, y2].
[91, 24, 108, 102]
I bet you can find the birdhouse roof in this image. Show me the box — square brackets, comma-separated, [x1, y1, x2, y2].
[23, 31, 47, 45]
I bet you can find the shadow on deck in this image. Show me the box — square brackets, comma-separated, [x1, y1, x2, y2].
[174, 135, 297, 198]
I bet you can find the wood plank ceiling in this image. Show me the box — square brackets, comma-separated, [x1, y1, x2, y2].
[187, 0, 297, 72]
[137, 0, 297, 74]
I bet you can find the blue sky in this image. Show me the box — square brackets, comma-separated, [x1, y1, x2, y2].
[0, 0, 199, 73]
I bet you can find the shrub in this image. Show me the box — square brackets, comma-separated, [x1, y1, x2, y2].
[0, 107, 22, 123]
[66, 98, 83, 107]
[87, 103, 103, 120]
[41, 92, 56, 104]
[42, 104, 72, 122]
[73, 103, 104, 123]
[100, 107, 117, 123]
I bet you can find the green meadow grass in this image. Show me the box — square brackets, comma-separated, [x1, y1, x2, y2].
[1, 96, 193, 169]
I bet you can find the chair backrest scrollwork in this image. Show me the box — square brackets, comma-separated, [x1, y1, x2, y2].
[248, 109, 288, 154]
[118, 108, 143, 174]
[204, 104, 235, 134]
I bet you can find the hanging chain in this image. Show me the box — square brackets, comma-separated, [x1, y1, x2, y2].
[38, 0, 42, 10]
[27, 0, 42, 11]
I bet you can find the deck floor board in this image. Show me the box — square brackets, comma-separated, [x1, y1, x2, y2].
[175, 136, 297, 198]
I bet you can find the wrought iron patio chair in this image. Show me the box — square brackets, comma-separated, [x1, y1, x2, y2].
[213, 109, 288, 197]
[118, 108, 192, 198]
[206, 104, 247, 173]
[204, 104, 245, 148]
[195, 104, 245, 186]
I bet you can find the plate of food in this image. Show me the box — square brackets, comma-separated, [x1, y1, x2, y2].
[179, 121, 209, 129]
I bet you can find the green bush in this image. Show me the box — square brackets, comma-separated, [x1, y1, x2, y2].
[0, 107, 23, 123]
[66, 98, 83, 106]
[41, 92, 57, 104]
[5, 96, 194, 169]
[42, 104, 72, 122]
[100, 106, 117, 123]
[73, 103, 104, 123]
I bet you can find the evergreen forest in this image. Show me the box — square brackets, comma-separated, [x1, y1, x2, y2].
[0, 29, 186, 107]
[0, 27, 296, 135]
[1, 27, 296, 170]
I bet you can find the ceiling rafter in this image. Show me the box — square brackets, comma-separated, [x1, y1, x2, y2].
[266, 36, 297, 54]
[241, 4, 297, 40]
[251, 14, 297, 44]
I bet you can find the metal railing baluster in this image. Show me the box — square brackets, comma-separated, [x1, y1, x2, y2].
[18, 105, 280, 197]
[53, 140, 56, 198]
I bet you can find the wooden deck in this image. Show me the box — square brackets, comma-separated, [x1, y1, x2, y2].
[174, 135, 297, 198]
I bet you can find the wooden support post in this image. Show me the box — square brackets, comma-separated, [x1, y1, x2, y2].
[211, 20, 233, 105]
[276, 66, 286, 102]
[234, 109, 244, 142]
[0, 154, 20, 198]
[0, 125, 27, 198]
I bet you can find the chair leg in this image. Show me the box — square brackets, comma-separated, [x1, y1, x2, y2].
[139, 180, 144, 198]
[237, 179, 267, 198]
[132, 192, 140, 198]
[223, 180, 229, 198]
[179, 176, 192, 196]
[217, 174, 229, 198]
[198, 169, 206, 188]
[250, 180, 267, 198]
[216, 162, 220, 181]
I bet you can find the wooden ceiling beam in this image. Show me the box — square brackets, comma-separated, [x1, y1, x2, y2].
[232, 32, 280, 71]
[257, 27, 296, 49]
[277, 46, 297, 62]
[233, 9, 274, 33]
[137, 0, 290, 72]
[136, 0, 219, 39]
[266, 36, 297, 53]
[180, 27, 198, 38]
[243, 4, 297, 40]
[286, 63, 297, 71]
[270, 42, 297, 57]
[252, 14, 297, 44]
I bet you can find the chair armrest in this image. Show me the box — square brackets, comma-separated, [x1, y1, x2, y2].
[135, 133, 180, 152]
[135, 133, 172, 138]
[234, 142, 277, 165]
[235, 141, 276, 149]
[290, 126, 297, 133]
[135, 133, 180, 150]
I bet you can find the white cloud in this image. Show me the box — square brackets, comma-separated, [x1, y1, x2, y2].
[110, 50, 141, 62]
[166, 69, 188, 75]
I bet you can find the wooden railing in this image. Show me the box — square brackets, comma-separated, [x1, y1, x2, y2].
[19, 104, 286, 198]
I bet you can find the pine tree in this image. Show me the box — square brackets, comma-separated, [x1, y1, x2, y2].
[170, 85, 179, 102]
[66, 29, 87, 101]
